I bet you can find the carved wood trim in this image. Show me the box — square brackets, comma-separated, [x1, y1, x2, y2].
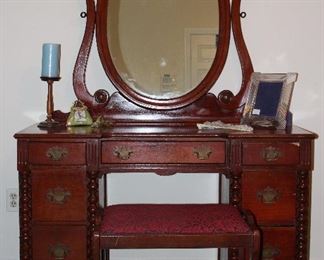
[217, 0, 254, 110]
[19, 170, 32, 260]
[300, 140, 313, 170]
[69, 0, 254, 121]
[86, 141, 99, 259]
[229, 140, 242, 207]
[17, 140, 32, 259]
[96, 0, 231, 110]
[296, 170, 310, 260]
[87, 170, 99, 260]
[87, 140, 99, 171]
[229, 248, 240, 260]
[17, 140, 28, 172]
[73, 0, 109, 111]
[230, 140, 242, 170]
[230, 171, 242, 208]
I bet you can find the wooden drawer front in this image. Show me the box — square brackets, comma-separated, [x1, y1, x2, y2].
[32, 168, 87, 222]
[261, 227, 296, 260]
[102, 141, 226, 164]
[33, 225, 87, 260]
[29, 142, 86, 165]
[242, 142, 299, 165]
[242, 171, 296, 225]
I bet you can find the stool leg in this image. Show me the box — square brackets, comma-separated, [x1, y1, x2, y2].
[252, 229, 261, 260]
[93, 231, 100, 259]
[246, 230, 261, 260]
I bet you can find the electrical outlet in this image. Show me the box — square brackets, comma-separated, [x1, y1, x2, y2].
[6, 188, 19, 212]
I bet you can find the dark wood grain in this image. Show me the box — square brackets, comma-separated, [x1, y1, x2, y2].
[31, 167, 87, 222]
[242, 142, 300, 166]
[32, 225, 87, 260]
[28, 142, 86, 165]
[101, 141, 226, 164]
[261, 227, 296, 260]
[15, 125, 316, 259]
[242, 170, 297, 225]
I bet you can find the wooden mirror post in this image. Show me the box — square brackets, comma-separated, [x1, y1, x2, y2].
[67, 0, 253, 125]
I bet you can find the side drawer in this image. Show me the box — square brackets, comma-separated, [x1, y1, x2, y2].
[32, 225, 87, 260]
[242, 142, 300, 165]
[242, 171, 296, 225]
[101, 141, 226, 164]
[29, 142, 86, 165]
[32, 168, 87, 222]
[261, 227, 296, 260]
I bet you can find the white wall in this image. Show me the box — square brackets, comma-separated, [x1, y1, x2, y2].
[0, 0, 323, 260]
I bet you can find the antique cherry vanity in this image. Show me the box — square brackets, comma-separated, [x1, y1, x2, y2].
[15, 0, 317, 259]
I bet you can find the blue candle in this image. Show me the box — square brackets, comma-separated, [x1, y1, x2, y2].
[41, 43, 61, 78]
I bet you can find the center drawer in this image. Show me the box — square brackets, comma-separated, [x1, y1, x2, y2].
[101, 141, 226, 164]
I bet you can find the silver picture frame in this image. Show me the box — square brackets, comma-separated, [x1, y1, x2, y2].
[241, 72, 298, 129]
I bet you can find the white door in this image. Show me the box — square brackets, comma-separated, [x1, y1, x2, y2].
[185, 28, 218, 89]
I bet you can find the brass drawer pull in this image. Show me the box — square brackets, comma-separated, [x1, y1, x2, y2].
[47, 187, 71, 205]
[193, 146, 212, 160]
[261, 146, 282, 162]
[113, 146, 133, 160]
[262, 245, 280, 259]
[46, 146, 68, 161]
[257, 186, 280, 204]
[49, 243, 70, 259]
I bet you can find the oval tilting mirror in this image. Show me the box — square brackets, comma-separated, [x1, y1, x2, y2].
[108, 0, 219, 99]
[97, 0, 230, 109]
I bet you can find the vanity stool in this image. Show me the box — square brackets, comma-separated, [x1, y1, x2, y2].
[93, 204, 261, 259]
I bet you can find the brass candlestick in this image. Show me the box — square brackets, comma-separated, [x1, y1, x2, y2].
[38, 77, 62, 129]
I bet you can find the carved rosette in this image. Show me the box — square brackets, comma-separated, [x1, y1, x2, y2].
[17, 140, 32, 259]
[296, 170, 310, 260]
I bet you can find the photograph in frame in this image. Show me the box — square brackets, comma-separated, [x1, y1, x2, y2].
[241, 72, 298, 129]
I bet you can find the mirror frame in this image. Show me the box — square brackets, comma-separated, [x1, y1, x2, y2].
[71, 0, 253, 118]
[96, 0, 230, 110]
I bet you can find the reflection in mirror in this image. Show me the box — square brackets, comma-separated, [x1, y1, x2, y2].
[107, 0, 219, 99]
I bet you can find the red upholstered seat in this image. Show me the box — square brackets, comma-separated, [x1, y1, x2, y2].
[100, 204, 250, 235]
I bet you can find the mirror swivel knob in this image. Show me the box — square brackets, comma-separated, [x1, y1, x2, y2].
[240, 12, 247, 18]
[80, 12, 87, 18]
